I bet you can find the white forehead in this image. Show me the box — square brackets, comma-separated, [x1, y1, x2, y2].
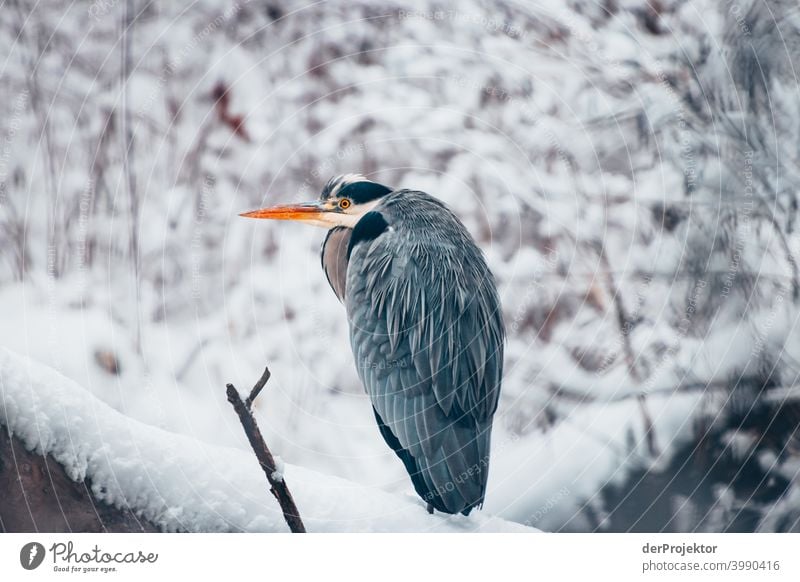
[326, 173, 370, 197]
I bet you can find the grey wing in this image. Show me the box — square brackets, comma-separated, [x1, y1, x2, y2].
[346, 225, 504, 514]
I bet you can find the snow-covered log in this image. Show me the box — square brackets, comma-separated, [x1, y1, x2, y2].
[0, 348, 534, 533]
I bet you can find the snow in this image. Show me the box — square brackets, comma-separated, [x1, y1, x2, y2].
[2, 0, 800, 532]
[0, 346, 533, 533]
[486, 390, 704, 530]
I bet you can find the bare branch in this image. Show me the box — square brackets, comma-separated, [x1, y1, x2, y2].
[245, 366, 271, 410]
[226, 369, 305, 533]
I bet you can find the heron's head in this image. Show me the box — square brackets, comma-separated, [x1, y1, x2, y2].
[240, 174, 392, 229]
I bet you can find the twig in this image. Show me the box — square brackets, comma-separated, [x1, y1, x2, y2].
[245, 367, 271, 410]
[549, 378, 734, 404]
[120, 0, 142, 355]
[175, 337, 211, 383]
[226, 367, 306, 533]
[597, 246, 660, 456]
[636, 395, 658, 456]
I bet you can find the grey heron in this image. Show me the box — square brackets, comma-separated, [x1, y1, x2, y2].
[241, 174, 504, 515]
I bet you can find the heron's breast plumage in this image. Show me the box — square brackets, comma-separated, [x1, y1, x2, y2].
[321, 227, 351, 302]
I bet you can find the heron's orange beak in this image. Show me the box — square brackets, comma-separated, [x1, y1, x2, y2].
[239, 202, 326, 222]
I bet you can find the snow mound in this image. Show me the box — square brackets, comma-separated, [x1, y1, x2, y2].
[0, 347, 534, 533]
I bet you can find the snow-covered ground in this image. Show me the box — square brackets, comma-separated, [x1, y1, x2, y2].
[2, 0, 800, 531]
[0, 346, 532, 532]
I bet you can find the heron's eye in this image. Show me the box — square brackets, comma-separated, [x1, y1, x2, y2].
[339, 198, 352, 210]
